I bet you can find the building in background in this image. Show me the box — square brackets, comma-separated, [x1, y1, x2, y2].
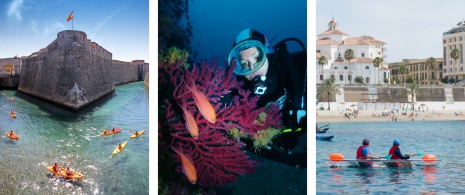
[389, 58, 443, 85]
[0, 56, 22, 75]
[316, 17, 389, 85]
[443, 20, 465, 83]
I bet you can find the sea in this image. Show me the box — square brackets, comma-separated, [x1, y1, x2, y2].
[316, 121, 465, 194]
[0, 82, 149, 194]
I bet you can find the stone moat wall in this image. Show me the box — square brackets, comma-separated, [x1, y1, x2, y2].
[19, 30, 148, 110]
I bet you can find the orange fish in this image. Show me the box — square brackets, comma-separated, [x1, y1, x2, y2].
[185, 80, 217, 124]
[179, 102, 199, 139]
[171, 145, 197, 184]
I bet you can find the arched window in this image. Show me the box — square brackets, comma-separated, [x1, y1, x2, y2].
[365, 66, 370, 69]
[344, 66, 348, 69]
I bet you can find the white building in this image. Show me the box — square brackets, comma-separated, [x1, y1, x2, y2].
[442, 20, 465, 82]
[316, 18, 389, 85]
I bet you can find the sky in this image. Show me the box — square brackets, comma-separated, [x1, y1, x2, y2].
[0, 0, 148, 62]
[187, 0, 307, 62]
[316, 0, 465, 63]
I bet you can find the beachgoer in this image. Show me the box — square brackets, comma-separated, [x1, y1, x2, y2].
[356, 139, 381, 168]
[223, 28, 307, 168]
[386, 139, 415, 168]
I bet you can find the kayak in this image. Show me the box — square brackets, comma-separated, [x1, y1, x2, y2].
[112, 141, 128, 155]
[323, 158, 442, 168]
[46, 166, 84, 179]
[6, 133, 19, 140]
[10, 112, 16, 119]
[317, 135, 334, 141]
[101, 128, 122, 136]
[130, 130, 144, 138]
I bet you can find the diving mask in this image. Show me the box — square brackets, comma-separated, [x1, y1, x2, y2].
[228, 40, 267, 75]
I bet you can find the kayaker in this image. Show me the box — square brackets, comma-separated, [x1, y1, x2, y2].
[117, 143, 123, 150]
[9, 131, 15, 137]
[66, 166, 73, 176]
[111, 127, 115, 132]
[356, 139, 381, 168]
[134, 131, 139, 136]
[386, 139, 415, 168]
[103, 129, 108, 134]
[52, 163, 59, 172]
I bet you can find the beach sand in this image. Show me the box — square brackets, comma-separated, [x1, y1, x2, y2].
[316, 109, 465, 123]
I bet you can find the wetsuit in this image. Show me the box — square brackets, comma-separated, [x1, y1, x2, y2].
[356, 145, 373, 168]
[388, 145, 410, 167]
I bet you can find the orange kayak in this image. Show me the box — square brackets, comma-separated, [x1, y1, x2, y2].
[10, 112, 16, 119]
[46, 166, 84, 179]
[101, 128, 122, 136]
[6, 133, 19, 139]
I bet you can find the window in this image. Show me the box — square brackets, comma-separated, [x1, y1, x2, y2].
[361, 53, 365, 57]
[460, 36, 463, 41]
[317, 50, 321, 52]
[334, 67, 338, 69]
[451, 68, 453, 72]
[365, 77, 370, 83]
[331, 75, 335, 80]
[339, 53, 341, 57]
[340, 75, 343, 81]
[444, 47, 447, 65]
[320, 75, 323, 80]
[444, 39, 446, 44]
[365, 66, 370, 69]
[432, 72, 435, 79]
[344, 66, 348, 69]
[462, 67, 464, 72]
[348, 75, 352, 81]
[444, 69, 447, 73]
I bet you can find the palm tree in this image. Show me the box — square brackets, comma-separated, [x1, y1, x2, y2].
[317, 78, 342, 110]
[355, 76, 364, 86]
[399, 64, 408, 84]
[344, 49, 354, 85]
[318, 56, 329, 80]
[373, 57, 384, 85]
[426, 57, 436, 84]
[405, 81, 420, 110]
[450, 48, 460, 83]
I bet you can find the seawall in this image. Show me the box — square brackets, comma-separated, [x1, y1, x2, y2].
[18, 30, 148, 110]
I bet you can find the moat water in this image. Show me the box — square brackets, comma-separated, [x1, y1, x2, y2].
[0, 82, 149, 194]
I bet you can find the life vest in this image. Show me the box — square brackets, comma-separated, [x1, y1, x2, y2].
[356, 145, 373, 166]
[389, 145, 401, 167]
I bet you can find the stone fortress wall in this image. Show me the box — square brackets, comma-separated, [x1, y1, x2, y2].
[19, 30, 148, 110]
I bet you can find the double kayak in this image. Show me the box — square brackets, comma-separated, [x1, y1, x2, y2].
[46, 166, 84, 180]
[101, 128, 122, 136]
[317, 135, 334, 141]
[112, 141, 128, 155]
[130, 130, 144, 138]
[6, 133, 19, 140]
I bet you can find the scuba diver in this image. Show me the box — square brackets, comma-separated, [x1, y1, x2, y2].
[226, 29, 307, 168]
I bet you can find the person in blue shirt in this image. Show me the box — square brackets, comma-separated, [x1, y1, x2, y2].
[356, 139, 381, 168]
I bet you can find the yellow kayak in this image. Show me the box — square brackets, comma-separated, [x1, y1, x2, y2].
[46, 166, 84, 179]
[130, 130, 145, 138]
[112, 141, 128, 155]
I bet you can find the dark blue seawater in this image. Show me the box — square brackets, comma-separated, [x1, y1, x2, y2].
[317, 121, 465, 194]
[0, 82, 148, 194]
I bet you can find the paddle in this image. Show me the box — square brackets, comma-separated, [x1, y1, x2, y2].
[319, 124, 330, 128]
[69, 156, 75, 183]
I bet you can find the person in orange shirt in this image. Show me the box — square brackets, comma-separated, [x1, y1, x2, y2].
[117, 143, 123, 150]
[52, 163, 60, 172]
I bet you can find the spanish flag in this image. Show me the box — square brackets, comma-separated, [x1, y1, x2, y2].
[67, 11, 74, 22]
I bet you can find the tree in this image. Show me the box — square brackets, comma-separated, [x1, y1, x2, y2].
[384, 78, 389, 84]
[426, 57, 436, 84]
[404, 81, 420, 110]
[450, 48, 460, 82]
[355, 76, 364, 86]
[406, 75, 415, 83]
[318, 56, 329, 80]
[373, 57, 383, 84]
[317, 78, 342, 110]
[399, 64, 408, 84]
[344, 49, 354, 85]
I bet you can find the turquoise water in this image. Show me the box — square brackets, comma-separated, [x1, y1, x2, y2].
[0, 82, 149, 194]
[316, 121, 465, 194]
